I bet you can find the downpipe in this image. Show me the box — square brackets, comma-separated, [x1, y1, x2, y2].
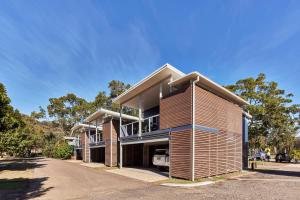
[192, 76, 199, 181]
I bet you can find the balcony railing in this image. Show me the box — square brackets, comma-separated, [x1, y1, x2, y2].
[121, 114, 160, 137]
[89, 133, 103, 144]
[74, 139, 82, 148]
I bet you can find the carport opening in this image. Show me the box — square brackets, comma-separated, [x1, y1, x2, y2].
[76, 149, 83, 160]
[122, 142, 169, 174]
[90, 147, 105, 163]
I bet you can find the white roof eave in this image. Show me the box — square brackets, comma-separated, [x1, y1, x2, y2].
[169, 72, 250, 106]
[84, 108, 139, 123]
[112, 63, 185, 105]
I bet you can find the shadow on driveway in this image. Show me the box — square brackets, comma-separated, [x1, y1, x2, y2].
[254, 168, 300, 178]
[0, 157, 46, 171]
[0, 157, 52, 199]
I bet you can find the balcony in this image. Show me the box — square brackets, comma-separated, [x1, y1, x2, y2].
[89, 133, 105, 147]
[74, 139, 82, 149]
[121, 114, 160, 137]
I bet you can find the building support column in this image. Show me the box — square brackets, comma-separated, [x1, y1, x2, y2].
[159, 82, 163, 99]
[169, 77, 173, 94]
[95, 119, 98, 143]
[138, 96, 142, 136]
[88, 123, 91, 163]
[191, 76, 199, 181]
[119, 105, 123, 168]
[120, 144, 123, 168]
[110, 119, 113, 167]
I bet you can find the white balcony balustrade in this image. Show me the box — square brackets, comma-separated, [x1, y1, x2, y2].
[89, 133, 103, 144]
[121, 114, 160, 137]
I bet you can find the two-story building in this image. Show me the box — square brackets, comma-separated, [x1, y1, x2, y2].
[113, 64, 249, 181]
[72, 108, 138, 166]
[73, 64, 249, 181]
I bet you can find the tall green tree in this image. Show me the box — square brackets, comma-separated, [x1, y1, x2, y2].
[47, 93, 91, 134]
[226, 73, 300, 152]
[108, 80, 130, 98]
[92, 91, 109, 111]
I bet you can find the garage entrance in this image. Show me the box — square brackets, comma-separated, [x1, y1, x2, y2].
[76, 149, 83, 160]
[122, 141, 169, 169]
[90, 147, 105, 163]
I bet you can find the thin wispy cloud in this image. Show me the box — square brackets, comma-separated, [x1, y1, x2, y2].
[0, 0, 299, 114]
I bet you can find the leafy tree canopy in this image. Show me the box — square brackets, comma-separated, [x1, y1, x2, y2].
[226, 73, 300, 152]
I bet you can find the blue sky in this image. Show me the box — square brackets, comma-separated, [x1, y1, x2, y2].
[0, 0, 299, 114]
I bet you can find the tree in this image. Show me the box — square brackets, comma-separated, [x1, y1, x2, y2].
[30, 106, 46, 120]
[0, 83, 26, 157]
[92, 91, 109, 111]
[47, 93, 91, 134]
[226, 73, 300, 152]
[0, 83, 23, 133]
[108, 80, 130, 98]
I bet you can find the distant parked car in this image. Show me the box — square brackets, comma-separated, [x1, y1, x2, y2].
[254, 151, 266, 161]
[275, 153, 291, 163]
[153, 149, 169, 169]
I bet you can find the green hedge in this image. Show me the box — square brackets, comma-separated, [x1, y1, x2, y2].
[43, 141, 73, 159]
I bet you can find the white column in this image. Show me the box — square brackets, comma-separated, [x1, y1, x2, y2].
[169, 76, 173, 94]
[120, 144, 123, 168]
[119, 105, 123, 168]
[88, 123, 91, 163]
[110, 119, 113, 167]
[95, 119, 98, 143]
[159, 82, 163, 99]
[138, 96, 142, 136]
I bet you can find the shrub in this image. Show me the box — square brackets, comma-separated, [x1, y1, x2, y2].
[291, 150, 300, 161]
[53, 142, 73, 160]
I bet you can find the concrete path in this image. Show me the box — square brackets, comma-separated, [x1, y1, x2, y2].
[107, 167, 168, 182]
[32, 158, 148, 200]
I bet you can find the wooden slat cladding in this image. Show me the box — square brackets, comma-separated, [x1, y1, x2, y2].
[170, 130, 192, 180]
[195, 86, 242, 133]
[194, 130, 242, 178]
[103, 119, 119, 166]
[160, 85, 192, 129]
[194, 86, 243, 178]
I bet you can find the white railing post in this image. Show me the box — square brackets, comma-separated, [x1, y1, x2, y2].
[95, 119, 98, 143]
[138, 96, 142, 136]
[148, 117, 151, 133]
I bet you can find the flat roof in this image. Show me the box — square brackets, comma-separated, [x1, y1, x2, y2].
[84, 108, 139, 123]
[112, 63, 185, 105]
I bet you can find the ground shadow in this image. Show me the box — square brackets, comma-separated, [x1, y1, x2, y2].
[0, 157, 51, 199]
[254, 168, 300, 178]
[0, 157, 46, 171]
[0, 177, 53, 200]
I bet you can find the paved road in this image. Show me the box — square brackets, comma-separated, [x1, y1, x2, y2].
[31, 158, 300, 200]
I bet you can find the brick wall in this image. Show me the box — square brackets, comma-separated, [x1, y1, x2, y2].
[103, 119, 118, 167]
[82, 131, 90, 162]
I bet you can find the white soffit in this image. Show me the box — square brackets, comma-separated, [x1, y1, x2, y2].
[84, 108, 139, 123]
[112, 63, 185, 105]
[169, 72, 249, 106]
[71, 123, 102, 132]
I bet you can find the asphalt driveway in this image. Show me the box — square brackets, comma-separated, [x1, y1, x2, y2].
[11, 158, 300, 200]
